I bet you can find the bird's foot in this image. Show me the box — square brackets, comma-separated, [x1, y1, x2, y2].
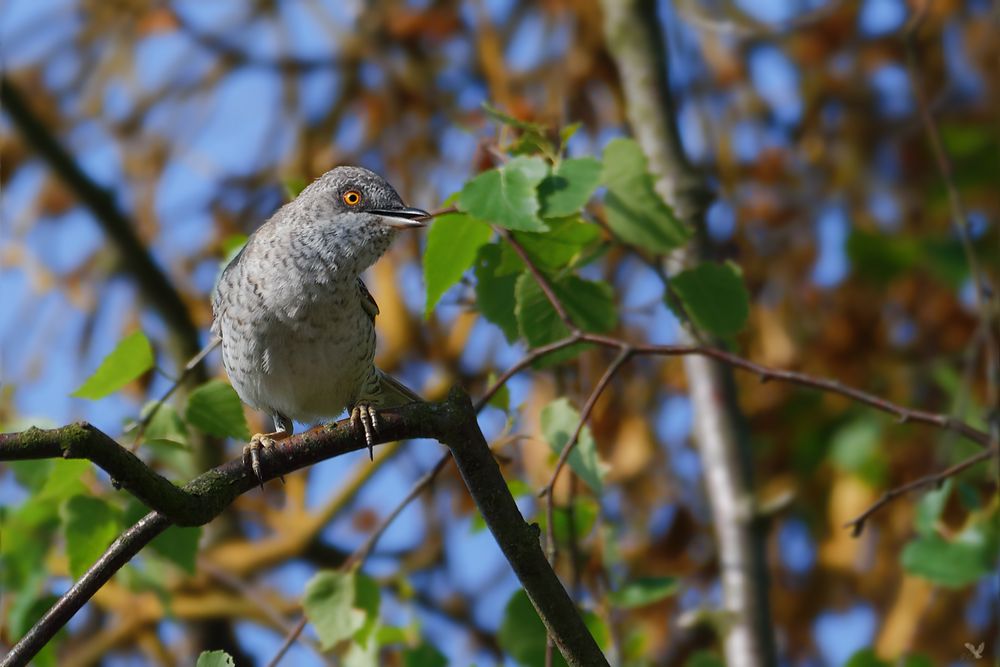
[350, 403, 379, 460]
[243, 432, 289, 488]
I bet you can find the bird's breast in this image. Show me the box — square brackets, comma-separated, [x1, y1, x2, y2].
[220, 276, 377, 423]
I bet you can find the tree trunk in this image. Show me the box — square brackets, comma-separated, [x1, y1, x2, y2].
[599, 1, 778, 664]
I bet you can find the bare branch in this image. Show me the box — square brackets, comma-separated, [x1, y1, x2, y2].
[543, 346, 633, 501]
[904, 7, 1000, 441]
[843, 445, 998, 537]
[575, 333, 994, 449]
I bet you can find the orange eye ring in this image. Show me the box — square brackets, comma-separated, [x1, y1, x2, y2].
[342, 190, 362, 206]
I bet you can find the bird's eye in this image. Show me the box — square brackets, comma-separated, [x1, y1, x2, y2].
[342, 190, 362, 206]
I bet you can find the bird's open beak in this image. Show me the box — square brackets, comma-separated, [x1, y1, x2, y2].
[372, 206, 431, 229]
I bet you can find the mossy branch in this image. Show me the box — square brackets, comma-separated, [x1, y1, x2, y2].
[0, 389, 608, 667]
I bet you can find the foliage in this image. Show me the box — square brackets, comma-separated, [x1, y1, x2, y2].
[71, 332, 154, 400]
[2, 2, 997, 666]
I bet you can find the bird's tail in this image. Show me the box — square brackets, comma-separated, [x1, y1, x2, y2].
[376, 368, 422, 407]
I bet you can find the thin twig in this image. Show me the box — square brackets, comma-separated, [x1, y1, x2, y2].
[199, 557, 332, 665]
[499, 228, 579, 333]
[344, 455, 449, 569]
[577, 333, 994, 449]
[264, 616, 308, 667]
[904, 5, 1000, 440]
[540, 347, 631, 667]
[475, 334, 584, 411]
[843, 445, 998, 536]
[542, 346, 633, 501]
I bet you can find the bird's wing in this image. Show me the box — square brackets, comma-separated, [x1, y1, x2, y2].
[376, 368, 422, 405]
[357, 278, 380, 321]
[356, 278, 420, 405]
[211, 239, 253, 339]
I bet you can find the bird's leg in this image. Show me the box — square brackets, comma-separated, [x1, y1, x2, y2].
[350, 403, 380, 460]
[243, 413, 293, 488]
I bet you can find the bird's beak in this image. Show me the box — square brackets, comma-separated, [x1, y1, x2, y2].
[371, 206, 431, 229]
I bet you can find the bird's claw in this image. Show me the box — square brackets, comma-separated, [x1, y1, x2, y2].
[350, 403, 379, 460]
[243, 433, 285, 489]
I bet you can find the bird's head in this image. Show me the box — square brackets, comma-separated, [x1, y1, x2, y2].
[304, 166, 430, 232]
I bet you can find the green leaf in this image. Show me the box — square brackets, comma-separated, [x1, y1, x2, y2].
[485, 372, 510, 412]
[602, 138, 690, 252]
[404, 644, 448, 667]
[670, 261, 750, 337]
[482, 102, 547, 132]
[304, 570, 380, 650]
[72, 331, 154, 400]
[215, 234, 250, 290]
[914, 479, 952, 537]
[196, 651, 236, 667]
[9, 459, 53, 493]
[423, 212, 492, 316]
[154, 525, 201, 573]
[581, 611, 610, 652]
[458, 157, 549, 232]
[515, 274, 617, 361]
[36, 459, 90, 503]
[608, 576, 679, 609]
[123, 497, 201, 573]
[685, 651, 725, 667]
[539, 158, 602, 218]
[344, 636, 380, 667]
[185, 379, 250, 441]
[141, 401, 190, 448]
[498, 590, 568, 667]
[541, 498, 599, 544]
[353, 572, 381, 645]
[847, 230, 972, 288]
[540, 398, 605, 493]
[845, 648, 890, 667]
[559, 122, 582, 150]
[474, 244, 521, 342]
[512, 217, 602, 271]
[283, 176, 307, 200]
[221, 233, 249, 257]
[828, 417, 886, 485]
[901, 528, 996, 587]
[61, 496, 120, 579]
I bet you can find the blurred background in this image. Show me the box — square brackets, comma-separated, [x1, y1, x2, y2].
[1, 0, 998, 665]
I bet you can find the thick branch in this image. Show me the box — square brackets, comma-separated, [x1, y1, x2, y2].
[0, 391, 607, 667]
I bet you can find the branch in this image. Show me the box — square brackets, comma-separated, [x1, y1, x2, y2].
[544, 346, 633, 500]
[599, 1, 773, 664]
[499, 228, 578, 332]
[579, 333, 995, 449]
[904, 6, 1000, 439]
[0, 391, 608, 667]
[1, 512, 172, 667]
[843, 445, 999, 536]
[0, 77, 205, 367]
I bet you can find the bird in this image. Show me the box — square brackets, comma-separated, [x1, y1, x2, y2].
[211, 166, 429, 484]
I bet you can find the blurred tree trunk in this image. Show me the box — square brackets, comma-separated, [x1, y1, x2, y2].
[599, 1, 778, 665]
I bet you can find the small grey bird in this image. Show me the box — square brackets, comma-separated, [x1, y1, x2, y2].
[211, 166, 428, 483]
